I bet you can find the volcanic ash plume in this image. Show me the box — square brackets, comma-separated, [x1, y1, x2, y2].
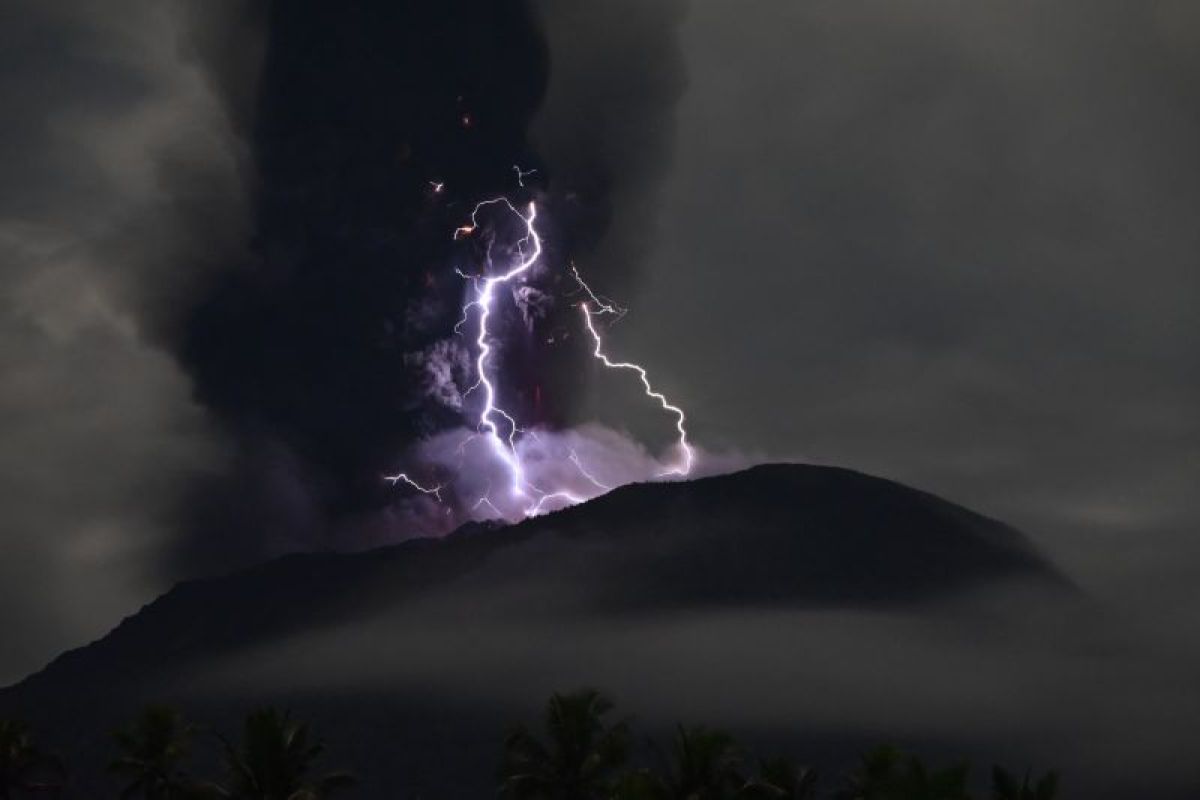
[386, 196, 706, 531]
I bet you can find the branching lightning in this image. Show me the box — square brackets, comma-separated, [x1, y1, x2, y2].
[578, 299, 694, 478]
[512, 164, 537, 187]
[458, 198, 543, 499]
[383, 472, 443, 501]
[387, 191, 695, 523]
[570, 448, 612, 492]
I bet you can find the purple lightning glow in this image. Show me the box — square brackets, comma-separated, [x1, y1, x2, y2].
[383, 472, 443, 501]
[460, 198, 542, 500]
[579, 300, 694, 477]
[386, 188, 696, 525]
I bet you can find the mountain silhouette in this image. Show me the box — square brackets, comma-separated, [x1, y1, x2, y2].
[0, 463, 1074, 798]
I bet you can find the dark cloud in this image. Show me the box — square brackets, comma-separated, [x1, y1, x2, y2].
[176, 1, 548, 570]
[530, 0, 688, 298]
[0, 0, 251, 684]
[0, 0, 695, 679]
[172, 0, 695, 571]
[611, 0, 1200, 605]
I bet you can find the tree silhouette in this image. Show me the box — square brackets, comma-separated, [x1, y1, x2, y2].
[219, 708, 353, 800]
[498, 688, 631, 800]
[657, 725, 747, 800]
[991, 766, 1059, 800]
[742, 757, 818, 800]
[609, 768, 666, 800]
[110, 705, 196, 800]
[835, 746, 969, 800]
[611, 728, 816, 800]
[0, 719, 63, 800]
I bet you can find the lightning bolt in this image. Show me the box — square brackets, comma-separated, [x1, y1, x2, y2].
[513, 164, 537, 187]
[458, 198, 543, 498]
[388, 195, 695, 524]
[383, 472, 443, 501]
[570, 448, 612, 492]
[526, 490, 588, 517]
[578, 292, 694, 477]
[570, 263, 627, 322]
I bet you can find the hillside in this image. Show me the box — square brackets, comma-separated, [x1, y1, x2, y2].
[0, 463, 1074, 798]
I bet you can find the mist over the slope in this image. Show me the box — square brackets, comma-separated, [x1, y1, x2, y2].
[182, 577, 1198, 798]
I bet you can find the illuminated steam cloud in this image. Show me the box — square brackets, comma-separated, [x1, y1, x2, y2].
[386, 193, 695, 524]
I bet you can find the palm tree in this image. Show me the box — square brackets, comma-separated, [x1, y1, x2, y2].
[499, 688, 631, 800]
[836, 746, 969, 800]
[992, 766, 1058, 800]
[220, 708, 353, 800]
[611, 739, 813, 800]
[741, 757, 817, 800]
[834, 746, 901, 800]
[609, 768, 667, 800]
[0, 719, 63, 800]
[110, 705, 195, 800]
[657, 725, 747, 800]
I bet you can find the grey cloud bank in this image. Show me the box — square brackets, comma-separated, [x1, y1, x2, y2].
[0, 0, 253, 683]
[615, 0, 1200, 607]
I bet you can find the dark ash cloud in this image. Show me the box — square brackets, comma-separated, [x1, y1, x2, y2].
[172, 0, 696, 571]
[0, 0, 696, 680]
[0, 0, 255, 684]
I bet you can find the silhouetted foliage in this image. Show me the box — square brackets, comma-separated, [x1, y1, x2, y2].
[7, 692, 1065, 799]
[218, 708, 353, 800]
[633, 727, 818, 800]
[835, 746, 970, 800]
[745, 757, 819, 800]
[657, 725, 747, 799]
[609, 768, 664, 800]
[110, 705, 197, 800]
[499, 688, 631, 800]
[0, 719, 63, 800]
[990, 767, 1058, 800]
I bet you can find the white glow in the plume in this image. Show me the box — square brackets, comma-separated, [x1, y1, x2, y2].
[386, 191, 695, 524]
[456, 198, 542, 499]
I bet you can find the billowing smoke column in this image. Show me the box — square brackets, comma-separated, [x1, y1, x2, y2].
[161, 0, 690, 564]
[385, 193, 694, 524]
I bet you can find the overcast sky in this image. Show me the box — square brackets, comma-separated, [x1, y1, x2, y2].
[0, 0, 243, 684]
[1, 0, 1198, 689]
[605, 0, 1200, 609]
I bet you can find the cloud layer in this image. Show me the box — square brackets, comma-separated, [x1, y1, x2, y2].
[0, 0, 253, 684]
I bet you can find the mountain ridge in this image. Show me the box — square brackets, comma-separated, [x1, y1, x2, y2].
[5, 462, 1068, 694]
[0, 462, 1079, 799]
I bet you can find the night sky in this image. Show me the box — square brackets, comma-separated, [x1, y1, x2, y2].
[1, 0, 1198, 775]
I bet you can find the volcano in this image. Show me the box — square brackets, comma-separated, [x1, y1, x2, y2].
[0, 464, 1074, 798]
